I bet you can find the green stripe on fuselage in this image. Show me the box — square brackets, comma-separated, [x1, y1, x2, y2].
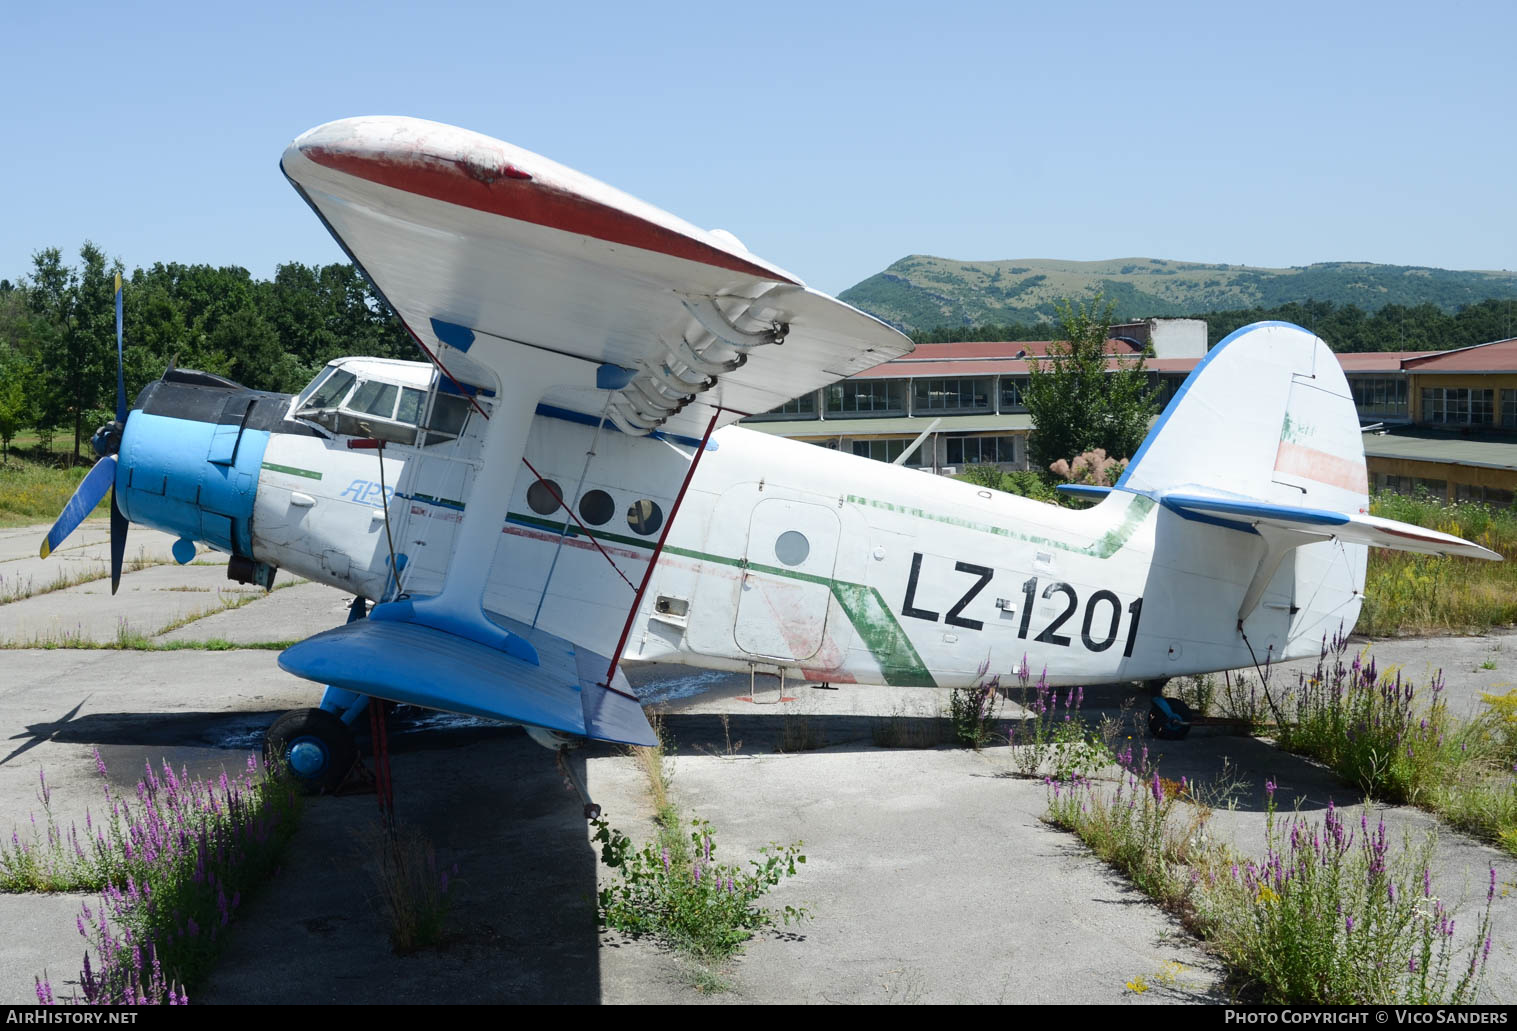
[845, 492, 1155, 559]
[261, 462, 322, 480]
[505, 510, 935, 687]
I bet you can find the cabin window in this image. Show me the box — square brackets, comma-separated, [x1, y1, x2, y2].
[627, 499, 663, 535]
[580, 489, 615, 526]
[423, 393, 473, 445]
[527, 480, 562, 515]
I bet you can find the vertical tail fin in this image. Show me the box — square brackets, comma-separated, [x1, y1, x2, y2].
[1119, 321, 1368, 514]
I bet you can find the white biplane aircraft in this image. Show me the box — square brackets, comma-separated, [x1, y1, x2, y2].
[41, 116, 1499, 795]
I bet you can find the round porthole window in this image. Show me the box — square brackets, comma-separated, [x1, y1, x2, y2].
[527, 479, 562, 515]
[580, 489, 615, 526]
[775, 530, 810, 566]
[627, 499, 663, 536]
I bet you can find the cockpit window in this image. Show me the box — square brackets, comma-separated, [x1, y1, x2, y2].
[396, 387, 425, 425]
[351, 380, 399, 419]
[295, 366, 335, 409]
[299, 369, 356, 413]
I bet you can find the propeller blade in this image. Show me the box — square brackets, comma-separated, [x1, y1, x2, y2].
[109, 486, 128, 595]
[114, 272, 126, 424]
[39, 456, 117, 559]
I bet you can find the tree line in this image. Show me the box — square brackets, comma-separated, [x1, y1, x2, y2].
[0, 243, 412, 463]
[912, 297, 1517, 353]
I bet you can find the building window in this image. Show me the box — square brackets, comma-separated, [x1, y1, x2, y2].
[826, 380, 906, 417]
[945, 435, 1017, 466]
[912, 377, 992, 414]
[1350, 377, 1408, 418]
[851, 438, 923, 466]
[749, 392, 819, 421]
[1503, 390, 1517, 429]
[1421, 387, 1493, 426]
[999, 376, 1030, 412]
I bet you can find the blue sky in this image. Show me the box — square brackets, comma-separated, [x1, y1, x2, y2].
[2, 0, 1513, 296]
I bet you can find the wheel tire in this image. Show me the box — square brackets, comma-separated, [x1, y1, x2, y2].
[265, 708, 357, 795]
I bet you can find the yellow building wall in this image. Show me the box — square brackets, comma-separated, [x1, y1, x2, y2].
[1409, 373, 1517, 422]
[1367, 455, 1517, 504]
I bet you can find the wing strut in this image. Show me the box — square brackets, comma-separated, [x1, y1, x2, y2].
[602, 406, 722, 690]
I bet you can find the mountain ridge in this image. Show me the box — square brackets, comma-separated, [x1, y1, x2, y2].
[837, 255, 1517, 334]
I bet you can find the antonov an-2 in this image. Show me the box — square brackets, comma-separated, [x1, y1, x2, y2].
[41, 116, 1499, 793]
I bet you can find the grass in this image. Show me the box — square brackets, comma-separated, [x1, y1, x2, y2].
[1045, 761, 1496, 1003]
[1, 577, 302, 649]
[11, 750, 301, 1004]
[1, 549, 166, 606]
[870, 703, 949, 748]
[1360, 492, 1517, 637]
[776, 705, 827, 753]
[0, 438, 112, 529]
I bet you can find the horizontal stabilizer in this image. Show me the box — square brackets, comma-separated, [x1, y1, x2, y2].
[278, 611, 656, 747]
[1161, 492, 1501, 561]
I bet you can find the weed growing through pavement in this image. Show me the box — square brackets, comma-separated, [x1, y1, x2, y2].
[631, 708, 674, 813]
[360, 823, 456, 954]
[24, 749, 301, 1004]
[1217, 670, 1272, 730]
[1045, 758, 1496, 1004]
[1273, 632, 1517, 853]
[1005, 656, 1114, 778]
[1204, 790, 1495, 1004]
[1276, 631, 1469, 806]
[871, 701, 947, 749]
[948, 659, 1002, 749]
[591, 813, 807, 961]
[777, 703, 826, 753]
[1173, 673, 1217, 718]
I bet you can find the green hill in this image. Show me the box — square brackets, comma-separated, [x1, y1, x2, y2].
[838, 256, 1517, 334]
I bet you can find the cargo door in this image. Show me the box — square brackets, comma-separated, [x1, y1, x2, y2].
[734, 498, 840, 662]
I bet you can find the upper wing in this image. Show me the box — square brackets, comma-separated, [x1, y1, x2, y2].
[281, 116, 912, 438]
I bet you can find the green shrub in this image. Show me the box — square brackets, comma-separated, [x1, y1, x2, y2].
[592, 814, 806, 960]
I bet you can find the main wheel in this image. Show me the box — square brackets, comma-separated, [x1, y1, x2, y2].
[264, 708, 358, 795]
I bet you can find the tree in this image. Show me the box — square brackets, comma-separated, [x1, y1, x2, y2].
[26, 244, 123, 465]
[1022, 295, 1158, 473]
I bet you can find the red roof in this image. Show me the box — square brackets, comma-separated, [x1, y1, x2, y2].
[892, 338, 1148, 362]
[852, 340, 1513, 382]
[1402, 338, 1517, 373]
[1336, 351, 1434, 372]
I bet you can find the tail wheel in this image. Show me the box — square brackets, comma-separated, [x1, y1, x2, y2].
[265, 708, 357, 795]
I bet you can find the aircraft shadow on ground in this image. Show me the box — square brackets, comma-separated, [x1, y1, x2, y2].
[18, 700, 1354, 820]
[656, 709, 1356, 817]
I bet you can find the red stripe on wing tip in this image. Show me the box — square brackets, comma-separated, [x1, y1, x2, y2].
[300, 144, 796, 285]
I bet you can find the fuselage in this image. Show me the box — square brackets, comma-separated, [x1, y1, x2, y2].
[116, 360, 1364, 690]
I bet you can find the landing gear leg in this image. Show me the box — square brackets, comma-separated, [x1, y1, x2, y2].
[1143, 677, 1170, 698]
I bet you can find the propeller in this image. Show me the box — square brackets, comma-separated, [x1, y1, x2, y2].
[40, 272, 130, 593]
